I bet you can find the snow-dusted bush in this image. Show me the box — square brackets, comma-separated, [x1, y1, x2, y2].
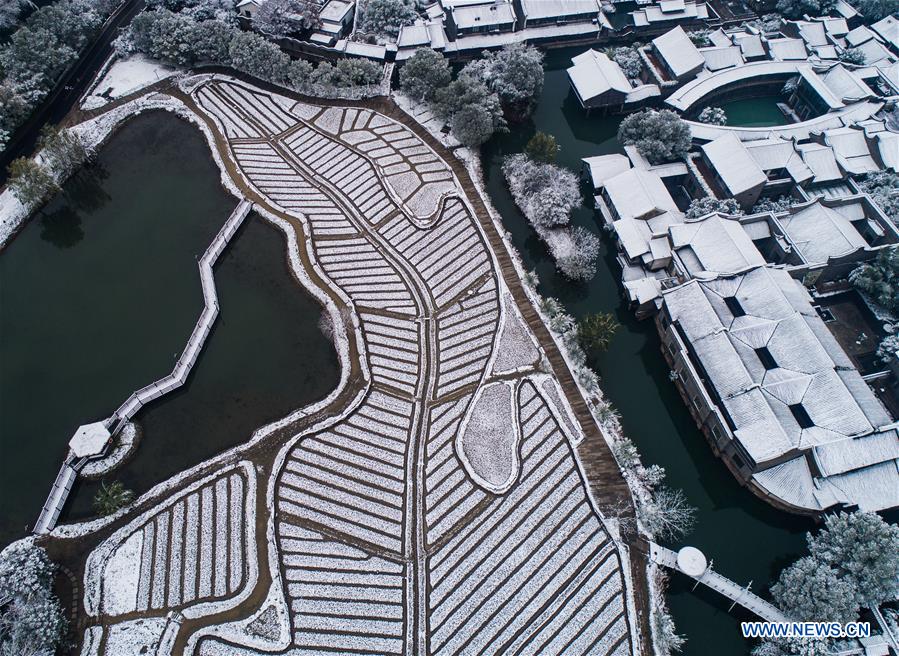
[502, 153, 580, 229]
[877, 334, 898, 364]
[556, 226, 600, 281]
[838, 47, 866, 65]
[688, 30, 712, 47]
[849, 0, 899, 20]
[433, 74, 505, 147]
[0, 0, 118, 153]
[357, 0, 416, 38]
[697, 106, 726, 126]
[6, 158, 59, 208]
[255, 0, 321, 37]
[617, 109, 692, 164]
[537, 296, 600, 396]
[857, 170, 899, 226]
[686, 196, 743, 219]
[850, 246, 898, 314]
[460, 43, 544, 119]
[609, 46, 642, 78]
[752, 195, 794, 214]
[0, 542, 67, 656]
[637, 485, 696, 541]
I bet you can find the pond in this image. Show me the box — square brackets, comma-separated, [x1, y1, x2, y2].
[0, 111, 338, 544]
[720, 95, 790, 127]
[481, 48, 813, 655]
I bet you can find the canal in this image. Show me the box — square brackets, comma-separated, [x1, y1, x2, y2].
[0, 111, 338, 543]
[481, 48, 813, 655]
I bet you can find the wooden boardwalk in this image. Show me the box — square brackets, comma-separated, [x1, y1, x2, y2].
[109, 198, 252, 433]
[649, 543, 789, 623]
[34, 199, 252, 535]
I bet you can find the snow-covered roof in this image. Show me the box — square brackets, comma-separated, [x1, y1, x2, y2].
[652, 26, 705, 78]
[871, 15, 899, 51]
[822, 64, 876, 101]
[744, 138, 814, 184]
[735, 33, 766, 59]
[846, 25, 877, 47]
[632, 1, 707, 27]
[666, 61, 807, 112]
[799, 66, 844, 110]
[854, 38, 896, 65]
[701, 133, 767, 196]
[670, 213, 766, 277]
[776, 198, 869, 264]
[700, 45, 743, 71]
[767, 37, 808, 61]
[397, 24, 430, 47]
[818, 16, 849, 37]
[582, 154, 631, 188]
[824, 125, 880, 175]
[795, 20, 828, 47]
[521, 0, 599, 20]
[662, 266, 897, 510]
[875, 131, 898, 172]
[567, 50, 632, 102]
[451, 1, 516, 29]
[708, 28, 732, 48]
[833, 0, 859, 20]
[603, 168, 680, 221]
[319, 0, 353, 22]
[796, 142, 844, 182]
[70, 422, 111, 459]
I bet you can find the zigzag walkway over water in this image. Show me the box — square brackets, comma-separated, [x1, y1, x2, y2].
[34, 198, 252, 536]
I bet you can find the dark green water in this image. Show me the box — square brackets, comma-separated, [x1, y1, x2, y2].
[482, 49, 812, 655]
[0, 111, 338, 542]
[721, 95, 789, 127]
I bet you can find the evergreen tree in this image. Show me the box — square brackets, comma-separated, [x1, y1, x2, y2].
[849, 247, 899, 313]
[525, 131, 558, 163]
[357, 0, 416, 38]
[255, 0, 321, 37]
[7, 158, 58, 207]
[771, 556, 859, 623]
[461, 43, 544, 120]
[807, 511, 899, 608]
[578, 313, 620, 353]
[617, 110, 692, 164]
[93, 480, 135, 517]
[399, 48, 451, 102]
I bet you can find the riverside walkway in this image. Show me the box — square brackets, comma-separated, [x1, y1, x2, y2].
[34, 198, 252, 535]
[649, 542, 789, 623]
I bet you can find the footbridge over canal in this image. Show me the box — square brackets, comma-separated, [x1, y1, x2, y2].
[33, 199, 253, 535]
[648, 542, 790, 623]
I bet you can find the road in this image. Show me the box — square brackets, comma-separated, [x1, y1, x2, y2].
[0, 0, 145, 185]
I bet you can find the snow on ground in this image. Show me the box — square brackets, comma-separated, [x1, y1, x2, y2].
[81, 422, 139, 478]
[103, 618, 168, 656]
[491, 293, 542, 375]
[393, 92, 461, 149]
[82, 55, 177, 110]
[457, 381, 520, 494]
[0, 189, 27, 251]
[101, 530, 143, 615]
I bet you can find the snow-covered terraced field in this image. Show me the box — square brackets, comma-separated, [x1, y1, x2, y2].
[75, 78, 634, 656]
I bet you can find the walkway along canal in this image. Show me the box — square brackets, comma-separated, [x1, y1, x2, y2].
[481, 47, 814, 655]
